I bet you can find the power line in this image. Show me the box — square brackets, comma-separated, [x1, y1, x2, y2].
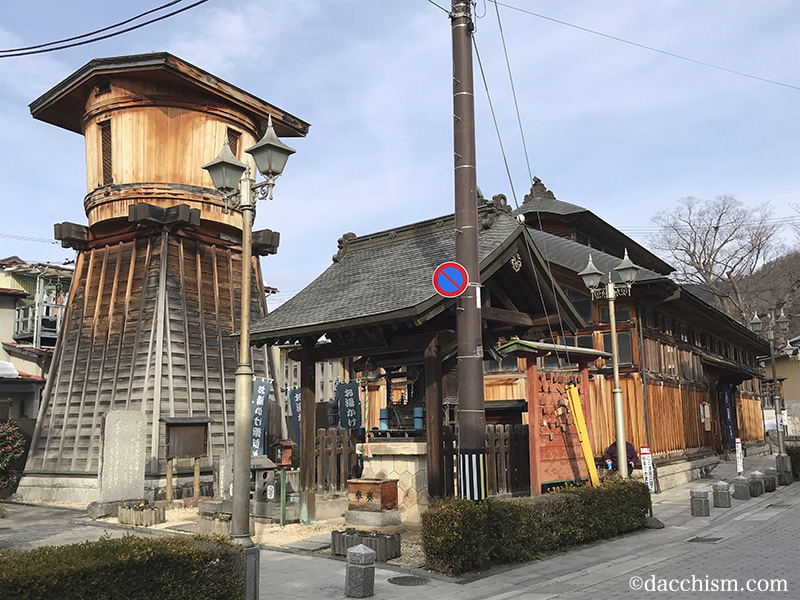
[0, 0, 186, 54]
[490, 0, 800, 92]
[0, 232, 60, 245]
[425, 0, 450, 14]
[0, 0, 208, 58]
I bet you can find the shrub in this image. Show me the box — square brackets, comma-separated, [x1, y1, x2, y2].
[0, 534, 243, 600]
[787, 445, 800, 481]
[420, 497, 486, 575]
[0, 420, 25, 493]
[422, 479, 651, 574]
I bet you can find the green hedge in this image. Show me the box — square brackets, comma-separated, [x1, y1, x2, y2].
[787, 445, 800, 481]
[0, 535, 243, 600]
[422, 479, 651, 575]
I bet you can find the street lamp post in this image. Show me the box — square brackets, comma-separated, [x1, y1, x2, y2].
[748, 309, 791, 484]
[579, 250, 640, 479]
[203, 116, 295, 543]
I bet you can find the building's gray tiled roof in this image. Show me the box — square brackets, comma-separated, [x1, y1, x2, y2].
[251, 210, 523, 340]
[514, 196, 587, 217]
[527, 228, 664, 284]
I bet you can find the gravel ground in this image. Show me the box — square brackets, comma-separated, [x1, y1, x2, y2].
[25, 499, 428, 568]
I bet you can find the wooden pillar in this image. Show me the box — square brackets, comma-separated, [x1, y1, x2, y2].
[193, 457, 201, 498]
[525, 355, 541, 495]
[299, 342, 316, 523]
[579, 361, 594, 447]
[425, 333, 444, 499]
[166, 458, 173, 501]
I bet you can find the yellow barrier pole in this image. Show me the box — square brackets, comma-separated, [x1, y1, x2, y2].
[566, 383, 600, 487]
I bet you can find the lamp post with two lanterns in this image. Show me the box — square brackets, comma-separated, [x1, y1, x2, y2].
[202, 115, 296, 546]
[748, 309, 791, 484]
[578, 250, 640, 479]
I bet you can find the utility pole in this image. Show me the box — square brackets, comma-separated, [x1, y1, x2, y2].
[451, 0, 487, 501]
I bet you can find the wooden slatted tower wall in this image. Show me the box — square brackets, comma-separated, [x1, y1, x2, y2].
[26, 234, 269, 475]
[19, 53, 308, 502]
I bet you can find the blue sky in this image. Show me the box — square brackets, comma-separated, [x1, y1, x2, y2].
[1, 1, 798, 307]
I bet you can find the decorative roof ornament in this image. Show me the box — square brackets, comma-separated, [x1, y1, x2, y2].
[332, 232, 357, 263]
[523, 177, 556, 203]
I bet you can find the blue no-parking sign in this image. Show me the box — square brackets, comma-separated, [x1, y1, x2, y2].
[433, 261, 469, 298]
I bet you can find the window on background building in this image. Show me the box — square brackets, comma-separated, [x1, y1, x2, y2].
[603, 332, 633, 366]
[664, 345, 677, 377]
[566, 288, 593, 324]
[483, 354, 520, 373]
[555, 335, 594, 368]
[645, 338, 660, 372]
[600, 303, 630, 324]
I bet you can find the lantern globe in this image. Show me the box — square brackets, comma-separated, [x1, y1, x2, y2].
[614, 249, 640, 286]
[245, 115, 296, 177]
[578, 254, 604, 290]
[202, 141, 246, 191]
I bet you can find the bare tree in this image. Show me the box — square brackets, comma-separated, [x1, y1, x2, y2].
[650, 195, 799, 325]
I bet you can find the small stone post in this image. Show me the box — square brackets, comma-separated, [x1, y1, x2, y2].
[749, 471, 765, 497]
[690, 488, 710, 517]
[776, 454, 793, 486]
[712, 481, 731, 508]
[346, 544, 376, 598]
[732, 476, 750, 501]
[763, 467, 778, 493]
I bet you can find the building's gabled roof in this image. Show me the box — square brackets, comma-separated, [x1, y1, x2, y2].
[527, 227, 664, 285]
[527, 226, 768, 355]
[514, 178, 674, 276]
[251, 201, 584, 345]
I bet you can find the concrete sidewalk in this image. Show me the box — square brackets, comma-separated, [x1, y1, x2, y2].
[2, 453, 796, 599]
[258, 453, 797, 599]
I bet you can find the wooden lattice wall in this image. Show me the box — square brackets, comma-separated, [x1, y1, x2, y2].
[26, 229, 270, 475]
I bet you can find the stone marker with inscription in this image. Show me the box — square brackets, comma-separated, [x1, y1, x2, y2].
[99, 411, 146, 502]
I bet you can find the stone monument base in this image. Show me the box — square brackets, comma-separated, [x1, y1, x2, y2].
[345, 509, 401, 528]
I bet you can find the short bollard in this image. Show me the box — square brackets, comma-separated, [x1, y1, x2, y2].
[763, 467, 778, 493]
[346, 544, 376, 598]
[776, 454, 793, 486]
[749, 471, 765, 497]
[712, 481, 731, 508]
[732, 476, 750, 501]
[690, 488, 710, 517]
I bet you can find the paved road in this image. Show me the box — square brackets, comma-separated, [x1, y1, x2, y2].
[2, 456, 797, 599]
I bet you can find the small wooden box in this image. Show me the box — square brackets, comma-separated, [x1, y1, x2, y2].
[347, 478, 398, 512]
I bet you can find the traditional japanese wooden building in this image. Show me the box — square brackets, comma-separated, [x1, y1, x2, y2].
[249, 195, 585, 518]
[19, 53, 308, 502]
[514, 179, 769, 488]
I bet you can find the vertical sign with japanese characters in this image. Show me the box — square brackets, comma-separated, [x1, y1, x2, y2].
[337, 381, 362, 430]
[289, 387, 302, 445]
[640, 446, 656, 493]
[251, 378, 271, 456]
[735, 437, 743, 474]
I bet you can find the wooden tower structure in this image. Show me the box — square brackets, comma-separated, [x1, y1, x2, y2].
[19, 53, 308, 502]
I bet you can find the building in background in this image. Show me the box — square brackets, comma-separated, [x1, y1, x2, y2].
[0, 256, 73, 420]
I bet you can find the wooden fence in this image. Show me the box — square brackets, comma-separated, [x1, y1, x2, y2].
[444, 424, 530, 497]
[314, 427, 358, 492]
